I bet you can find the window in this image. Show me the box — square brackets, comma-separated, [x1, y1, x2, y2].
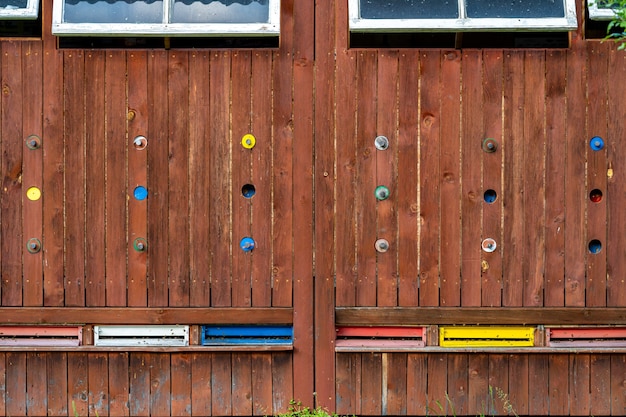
[52, 0, 279, 37]
[588, 0, 616, 20]
[0, 0, 39, 19]
[349, 0, 578, 32]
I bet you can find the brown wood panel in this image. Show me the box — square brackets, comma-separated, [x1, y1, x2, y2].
[272, 352, 293, 414]
[502, 51, 525, 307]
[208, 51, 231, 308]
[544, 50, 567, 307]
[481, 50, 503, 307]
[104, 51, 127, 307]
[467, 354, 488, 416]
[336, 354, 358, 415]
[67, 353, 88, 417]
[376, 51, 398, 307]
[438, 50, 461, 308]
[251, 52, 272, 308]
[564, 42, 587, 307]
[251, 353, 272, 415]
[129, 353, 150, 417]
[488, 354, 508, 415]
[231, 353, 252, 416]
[590, 354, 611, 416]
[0, 353, 5, 416]
[5, 353, 26, 416]
[447, 354, 468, 416]
[188, 51, 211, 307]
[361, 353, 382, 415]
[147, 51, 169, 307]
[507, 354, 529, 416]
[355, 51, 377, 307]
[460, 50, 482, 307]
[109, 352, 130, 417]
[168, 51, 190, 308]
[47, 352, 68, 416]
[611, 355, 626, 415]
[1, 42, 23, 307]
[607, 48, 626, 307]
[26, 352, 47, 416]
[127, 51, 149, 307]
[191, 353, 211, 416]
[528, 354, 549, 415]
[150, 353, 171, 416]
[570, 354, 591, 416]
[548, 354, 569, 415]
[426, 353, 447, 415]
[211, 353, 232, 415]
[397, 51, 420, 307]
[171, 353, 191, 416]
[385, 353, 407, 415]
[586, 42, 609, 308]
[88, 353, 108, 416]
[84, 51, 106, 307]
[21, 41, 43, 307]
[419, 50, 441, 307]
[406, 353, 427, 415]
[63, 50, 86, 307]
[231, 51, 253, 308]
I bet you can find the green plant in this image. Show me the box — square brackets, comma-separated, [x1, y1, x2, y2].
[274, 400, 352, 417]
[427, 386, 518, 417]
[598, 0, 626, 49]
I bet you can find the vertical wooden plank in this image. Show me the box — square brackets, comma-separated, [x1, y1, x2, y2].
[528, 354, 549, 416]
[397, 51, 420, 307]
[1, 42, 23, 308]
[570, 354, 591, 416]
[439, 50, 462, 307]
[481, 50, 503, 307]
[544, 50, 567, 307]
[419, 50, 441, 307]
[150, 353, 171, 416]
[335, 48, 357, 308]
[460, 50, 483, 307]
[168, 51, 190, 308]
[5, 353, 26, 416]
[564, 42, 587, 307]
[590, 354, 611, 416]
[292, 0, 315, 403]
[360, 353, 382, 415]
[191, 353, 211, 416]
[84, 50, 106, 307]
[231, 354, 252, 416]
[231, 51, 253, 308]
[376, 51, 399, 307]
[426, 354, 447, 415]
[47, 352, 68, 416]
[22, 41, 44, 307]
[467, 354, 489, 416]
[272, 352, 293, 414]
[209, 51, 232, 308]
[26, 352, 47, 416]
[252, 354, 273, 416]
[251, 51, 272, 307]
[147, 51, 169, 307]
[188, 51, 211, 307]
[548, 355, 569, 415]
[105, 50, 127, 307]
[67, 353, 88, 417]
[488, 354, 509, 415]
[447, 354, 468, 416]
[63, 50, 86, 307]
[109, 352, 130, 417]
[271, 43, 294, 309]
[211, 353, 232, 415]
[355, 51, 377, 307]
[171, 353, 191, 416]
[127, 51, 149, 307]
[88, 353, 108, 417]
[406, 354, 427, 415]
[130, 353, 150, 417]
[607, 47, 626, 307]
[502, 51, 525, 307]
[611, 355, 626, 416]
[523, 50, 546, 307]
[336, 354, 358, 415]
[0, 352, 5, 416]
[507, 354, 528, 416]
[42, 26, 65, 307]
[385, 354, 407, 415]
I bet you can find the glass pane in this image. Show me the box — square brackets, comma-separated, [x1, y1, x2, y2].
[172, 0, 269, 23]
[0, 0, 28, 10]
[63, 0, 162, 23]
[466, 0, 565, 18]
[359, 0, 459, 19]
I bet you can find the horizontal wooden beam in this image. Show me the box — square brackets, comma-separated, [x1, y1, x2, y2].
[336, 307, 626, 326]
[0, 308, 293, 325]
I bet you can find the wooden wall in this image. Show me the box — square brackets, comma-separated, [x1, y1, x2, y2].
[2, 0, 626, 415]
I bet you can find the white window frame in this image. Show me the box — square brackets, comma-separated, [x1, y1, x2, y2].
[349, 0, 578, 32]
[588, 0, 617, 21]
[0, 0, 39, 20]
[52, 0, 279, 36]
